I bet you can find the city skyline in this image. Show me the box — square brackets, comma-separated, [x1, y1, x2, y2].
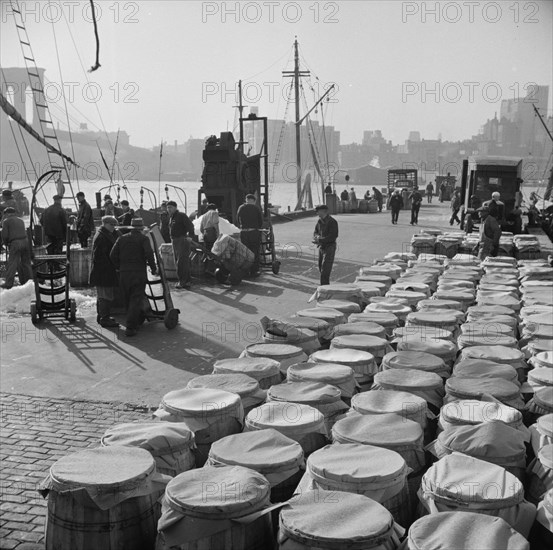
[1, 1, 551, 151]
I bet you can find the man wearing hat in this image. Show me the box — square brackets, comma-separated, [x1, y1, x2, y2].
[474, 205, 501, 260]
[89, 216, 120, 327]
[313, 204, 338, 285]
[40, 195, 68, 254]
[166, 201, 195, 289]
[388, 189, 403, 224]
[237, 194, 263, 276]
[110, 218, 157, 336]
[117, 200, 135, 226]
[1, 207, 33, 289]
[409, 185, 423, 225]
[0, 189, 19, 218]
[76, 192, 95, 248]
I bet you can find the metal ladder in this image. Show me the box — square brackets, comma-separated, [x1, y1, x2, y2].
[10, 0, 76, 206]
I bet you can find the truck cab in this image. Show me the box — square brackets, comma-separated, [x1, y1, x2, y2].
[387, 169, 417, 210]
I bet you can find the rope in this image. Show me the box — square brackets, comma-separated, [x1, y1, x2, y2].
[88, 0, 101, 72]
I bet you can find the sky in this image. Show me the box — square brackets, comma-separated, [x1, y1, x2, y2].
[1, 0, 552, 149]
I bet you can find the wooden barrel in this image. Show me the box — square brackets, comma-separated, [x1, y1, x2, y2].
[156, 466, 273, 550]
[153, 388, 244, 467]
[44, 447, 164, 550]
[159, 243, 177, 280]
[69, 247, 92, 286]
[368, 199, 379, 213]
[212, 357, 282, 389]
[358, 199, 369, 213]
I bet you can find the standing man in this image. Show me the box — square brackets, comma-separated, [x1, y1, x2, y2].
[40, 195, 67, 254]
[313, 204, 338, 285]
[324, 183, 333, 195]
[425, 181, 434, 203]
[340, 188, 349, 201]
[117, 200, 134, 226]
[167, 200, 195, 289]
[389, 189, 403, 224]
[89, 216, 119, 327]
[0, 190, 19, 217]
[474, 206, 501, 260]
[200, 203, 220, 251]
[76, 192, 95, 248]
[348, 187, 358, 213]
[236, 194, 263, 277]
[409, 186, 423, 225]
[110, 218, 157, 337]
[372, 187, 383, 212]
[449, 190, 462, 225]
[485, 192, 505, 223]
[160, 201, 171, 243]
[1, 207, 33, 289]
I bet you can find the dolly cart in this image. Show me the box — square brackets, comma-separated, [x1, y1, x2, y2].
[144, 224, 180, 329]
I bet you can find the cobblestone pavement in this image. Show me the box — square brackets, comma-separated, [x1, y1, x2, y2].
[0, 393, 152, 549]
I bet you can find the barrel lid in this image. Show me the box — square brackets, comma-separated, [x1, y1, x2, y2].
[245, 343, 304, 359]
[406, 512, 530, 550]
[311, 348, 375, 367]
[467, 304, 516, 316]
[101, 422, 195, 454]
[267, 381, 342, 405]
[307, 443, 408, 485]
[50, 446, 155, 491]
[316, 300, 361, 314]
[352, 390, 426, 416]
[315, 283, 361, 293]
[397, 338, 458, 359]
[423, 453, 524, 505]
[437, 423, 528, 461]
[527, 368, 553, 386]
[213, 356, 281, 378]
[408, 310, 461, 325]
[287, 362, 355, 384]
[368, 296, 409, 306]
[534, 351, 553, 368]
[458, 334, 518, 348]
[333, 322, 386, 338]
[417, 299, 464, 311]
[537, 414, 553, 438]
[349, 312, 398, 326]
[477, 294, 521, 310]
[280, 490, 396, 547]
[296, 307, 345, 323]
[390, 282, 430, 293]
[460, 345, 524, 363]
[440, 400, 522, 427]
[382, 351, 446, 373]
[393, 326, 453, 340]
[332, 412, 423, 447]
[365, 302, 411, 315]
[208, 429, 304, 473]
[187, 374, 262, 398]
[282, 315, 332, 334]
[354, 280, 387, 293]
[355, 274, 393, 284]
[437, 279, 475, 289]
[161, 388, 241, 417]
[461, 322, 513, 336]
[466, 314, 518, 328]
[452, 359, 518, 382]
[374, 369, 443, 391]
[331, 334, 388, 351]
[245, 402, 324, 434]
[434, 290, 475, 302]
[165, 465, 270, 517]
[534, 387, 553, 409]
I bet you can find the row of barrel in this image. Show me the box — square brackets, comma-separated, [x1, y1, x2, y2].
[410, 229, 541, 259]
[39, 251, 553, 549]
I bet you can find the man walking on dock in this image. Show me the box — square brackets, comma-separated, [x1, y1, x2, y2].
[475, 206, 501, 260]
[389, 190, 403, 224]
[372, 187, 383, 212]
[41, 195, 67, 255]
[313, 204, 338, 285]
[1, 207, 32, 289]
[76, 192, 95, 248]
[110, 218, 157, 337]
[449, 190, 462, 225]
[167, 200, 195, 289]
[237, 194, 263, 277]
[425, 182, 434, 203]
[409, 186, 423, 225]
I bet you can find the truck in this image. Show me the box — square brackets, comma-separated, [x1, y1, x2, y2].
[387, 168, 417, 210]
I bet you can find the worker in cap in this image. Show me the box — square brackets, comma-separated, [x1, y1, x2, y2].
[166, 201, 195, 289]
[117, 199, 135, 226]
[40, 195, 67, 255]
[89, 216, 120, 327]
[236, 194, 263, 277]
[1, 207, 33, 289]
[313, 204, 338, 285]
[110, 218, 157, 336]
[474, 205, 501, 260]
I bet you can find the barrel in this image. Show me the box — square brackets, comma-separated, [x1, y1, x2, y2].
[418, 453, 536, 538]
[159, 243, 177, 280]
[42, 447, 167, 550]
[156, 465, 273, 550]
[309, 283, 364, 306]
[381, 351, 450, 379]
[186, 373, 266, 415]
[334, 321, 387, 339]
[526, 387, 553, 424]
[358, 199, 369, 213]
[207, 429, 304, 503]
[245, 402, 327, 457]
[263, 327, 320, 356]
[212, 356, 281, 389]
[296, 443, 412, 527]
[278, 490, 403, 550]
[241, 343, 307, 377]
[530, 414, 553, 458]
[101, 422, 195, 476]
[529, 489, 553, 550]
[153, 388, 244, 466]
[296, 307, 347, 327]
[69, 247, 92, 286]
[331, 334, 392, 365]
[451, 358, 519, 385]
[402, 512, 530, 550]
[367, 199, 379, 213]
[316, 299, 361, 316]
[396, 337, 458, 368]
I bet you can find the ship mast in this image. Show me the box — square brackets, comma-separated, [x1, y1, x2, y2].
[283, 38, 310, 210]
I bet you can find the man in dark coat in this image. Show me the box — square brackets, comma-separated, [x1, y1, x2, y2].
[1, 207, 32, 289]
[76, 192, 95, 248]
[167, 200, 195, 289]
[40, 195, 67, 254]
[409, 186, 423, 225]
[372, 187, 383, 212]
[117, 200, 134, 226]
[89, 216, 120, 327]
[110, 218, 157, 336]
[425, 182, 434, 203]
[313, 204, 338, 285]
[159, 201, 171, 243]
[236, 194, 263, 277]
[474, 205, 501, 260]
[449, 190, 462, 225]
[389, 189, 403, 224]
